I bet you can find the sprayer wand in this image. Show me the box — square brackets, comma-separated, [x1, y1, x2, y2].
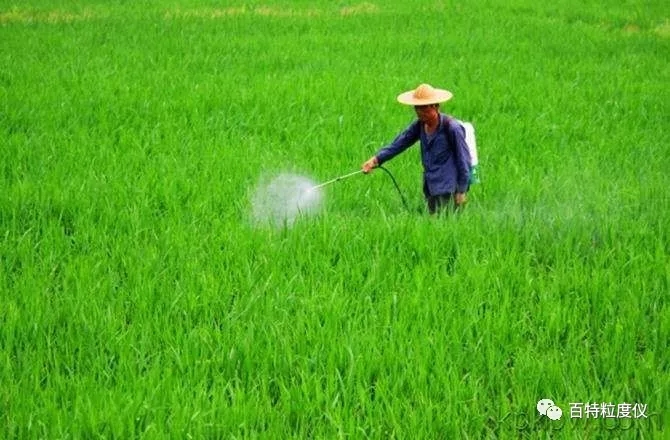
[305, 167, 412, 213]
[307, 170, 363, 191]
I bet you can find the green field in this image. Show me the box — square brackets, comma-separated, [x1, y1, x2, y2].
[1, 1, 669, 438]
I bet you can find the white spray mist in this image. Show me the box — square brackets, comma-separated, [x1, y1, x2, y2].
[251, 173, 323, 227]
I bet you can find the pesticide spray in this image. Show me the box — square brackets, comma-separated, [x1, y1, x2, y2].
[250, 170, 363, 227]
[251, 173, 321, 227]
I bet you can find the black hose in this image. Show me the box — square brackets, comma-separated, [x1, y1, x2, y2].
[378, 166, 412, 213]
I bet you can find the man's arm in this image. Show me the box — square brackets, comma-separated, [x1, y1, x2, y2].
[362, 121, 420, 172]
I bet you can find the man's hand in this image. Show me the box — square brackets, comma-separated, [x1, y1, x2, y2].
[361, 156, 379, 173]
[455, 192, 467, 207]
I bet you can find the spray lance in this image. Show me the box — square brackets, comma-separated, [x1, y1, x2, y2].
[302, 167, 411, 212]
[252, 166, 411, 227]
[307, 170, 363, 191]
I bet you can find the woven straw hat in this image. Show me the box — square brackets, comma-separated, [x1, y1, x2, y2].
[396, 83, 453, 106]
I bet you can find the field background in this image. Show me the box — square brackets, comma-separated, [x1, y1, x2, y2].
[1, 0, 668, 438]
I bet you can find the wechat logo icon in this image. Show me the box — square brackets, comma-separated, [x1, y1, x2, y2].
[537, 398, 563, 421]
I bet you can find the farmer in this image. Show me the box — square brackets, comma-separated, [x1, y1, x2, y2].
[361, 83, 471, 214]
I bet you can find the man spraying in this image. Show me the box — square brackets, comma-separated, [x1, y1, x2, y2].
[362, 83, 471, 214]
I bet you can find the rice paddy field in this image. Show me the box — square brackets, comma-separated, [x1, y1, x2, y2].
[1, 1, 669, 438]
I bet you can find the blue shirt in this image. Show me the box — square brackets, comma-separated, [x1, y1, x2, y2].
[375, 114, 471, 196]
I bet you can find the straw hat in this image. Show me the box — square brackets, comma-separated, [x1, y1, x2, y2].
[396, 83, 453, 106]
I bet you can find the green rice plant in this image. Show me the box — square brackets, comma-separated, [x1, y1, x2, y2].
[1, 0, 668, 438]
